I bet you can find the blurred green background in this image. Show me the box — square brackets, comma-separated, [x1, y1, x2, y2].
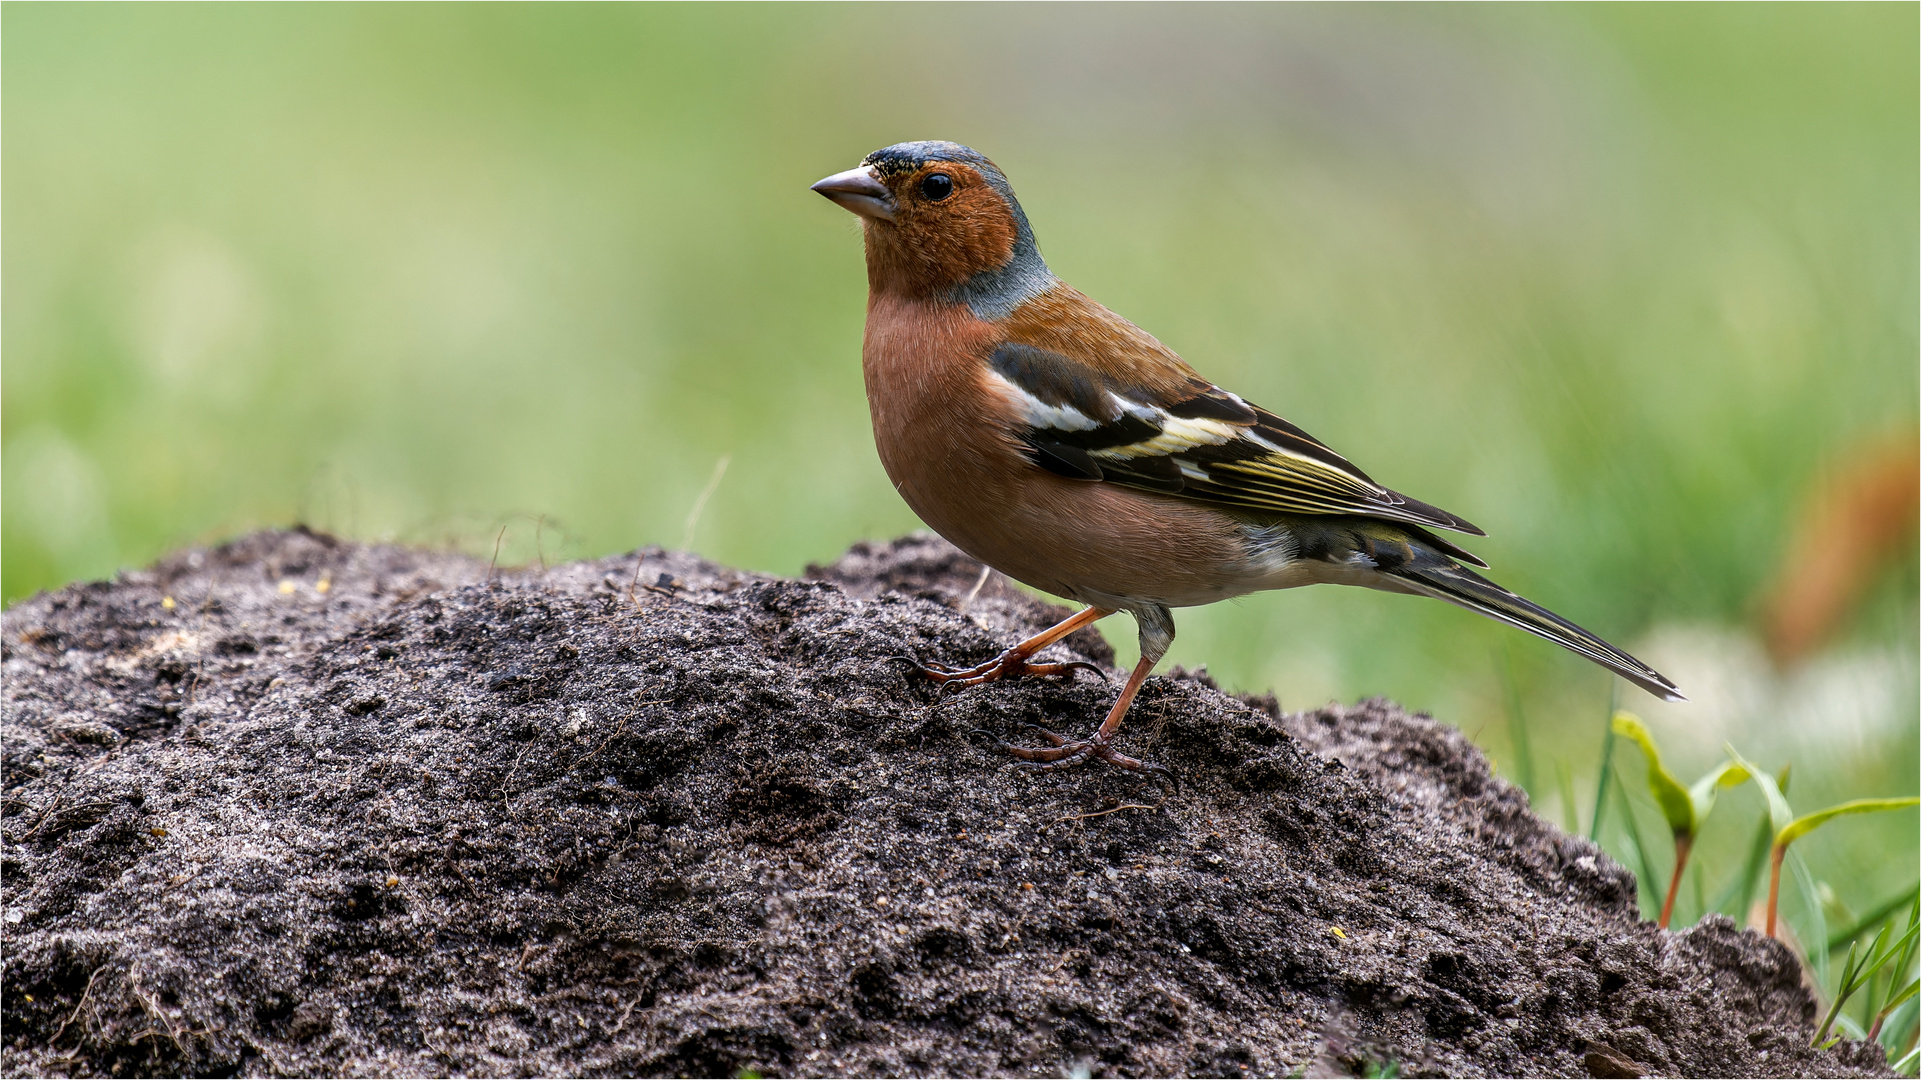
[4, 1, 1915, 997]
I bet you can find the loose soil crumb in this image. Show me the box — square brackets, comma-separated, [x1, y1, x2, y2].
[1, 529, 1894, 1077]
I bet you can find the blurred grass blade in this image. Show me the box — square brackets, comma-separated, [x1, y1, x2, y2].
[1555, 759, 1580, 835]
[1829, 884, 1921, 953]
[1691, 863, 1706, 928]
[1590, 684, 1620, 841]
[681, 453, 732, 552]
[1499, 644, 1536, 798]
[1786, 850, 1830, 978]
[1712, 801, 1777, 925]
[1610, 769, 1659, 917]
[1710, 752, 1787, 930]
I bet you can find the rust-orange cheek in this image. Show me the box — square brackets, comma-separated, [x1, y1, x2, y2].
[867, 185, 1020, 298]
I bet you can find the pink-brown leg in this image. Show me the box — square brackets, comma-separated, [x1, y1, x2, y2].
[891, 605, 1113, 688]
[996, 652, 1169, 779]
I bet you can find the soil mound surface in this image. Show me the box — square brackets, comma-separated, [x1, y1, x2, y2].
[1, 529, 1891, 1077]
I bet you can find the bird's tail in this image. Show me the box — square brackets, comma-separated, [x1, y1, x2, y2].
[1386, 553, 1686, 702]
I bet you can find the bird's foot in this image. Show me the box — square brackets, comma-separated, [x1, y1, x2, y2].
[987, 723, 1175, 785]
[884, 649, 1104, 689]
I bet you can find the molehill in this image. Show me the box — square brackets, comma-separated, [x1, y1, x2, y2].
[1, 529, 1894, 1078]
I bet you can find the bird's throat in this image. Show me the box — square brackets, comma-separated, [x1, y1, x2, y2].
[861, 219, 1054, 321]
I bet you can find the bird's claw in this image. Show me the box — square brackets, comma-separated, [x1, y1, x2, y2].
[1040, 659, 1108, 683]
[994, 723, 1176, 784]
[890, 649, 1107, 690]
[1019, 722, 1070, 746]
[879, 654, 958, 679]
[1137, 759, 1181, 794]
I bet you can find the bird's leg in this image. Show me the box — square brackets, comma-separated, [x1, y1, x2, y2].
[1002, 652, 1162, 772]
[993, 604, 1175, 777]
[898, 604, 1114, 687]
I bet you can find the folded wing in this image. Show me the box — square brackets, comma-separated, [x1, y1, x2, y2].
[986, 341, 1489, 564]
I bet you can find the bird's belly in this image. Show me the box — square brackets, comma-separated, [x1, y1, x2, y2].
[863, 300, 1258, 610]
[893, 461, 1260, 610]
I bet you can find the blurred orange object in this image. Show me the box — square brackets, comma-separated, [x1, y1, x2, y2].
[1760, 430, 1919, 666]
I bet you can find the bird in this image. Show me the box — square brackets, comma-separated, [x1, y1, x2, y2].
[811, 140, 1683, 776]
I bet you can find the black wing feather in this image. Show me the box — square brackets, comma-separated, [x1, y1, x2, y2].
[988, 343, 1485, 538]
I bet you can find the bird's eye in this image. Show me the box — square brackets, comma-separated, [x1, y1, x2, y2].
[920, 173, 954, 201]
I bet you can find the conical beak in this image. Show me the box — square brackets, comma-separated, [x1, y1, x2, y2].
[811, 165, 894, 222]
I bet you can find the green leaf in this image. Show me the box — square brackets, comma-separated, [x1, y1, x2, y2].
[1777, 798, 1921, 848]
[1883, 977, 1919, 1018]
[1870, 911, 1921, 991]
[1613, 712, 1693, 834]
[1687, 760, 1751, 827]
[1887, 899, 1921, 1019]
[1726, 745, 1795, 836]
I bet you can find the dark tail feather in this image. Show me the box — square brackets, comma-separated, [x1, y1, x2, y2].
[1390, 561, 1686, 702]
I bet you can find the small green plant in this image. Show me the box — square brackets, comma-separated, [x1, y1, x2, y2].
[1729, 748, 1921, 939]
[1815, 893, 1919, 1048]
[1864, 896, 1921, 1057]
[1610, 712, 1751, 927]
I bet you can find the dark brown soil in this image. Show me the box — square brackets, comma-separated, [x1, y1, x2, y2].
[0, 529, 1893, 1077]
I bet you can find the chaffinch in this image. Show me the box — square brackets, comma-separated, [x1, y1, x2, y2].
[812, 140, 1682, 776]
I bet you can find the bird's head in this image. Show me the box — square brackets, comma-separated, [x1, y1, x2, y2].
[812, 140, 1052, 316]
